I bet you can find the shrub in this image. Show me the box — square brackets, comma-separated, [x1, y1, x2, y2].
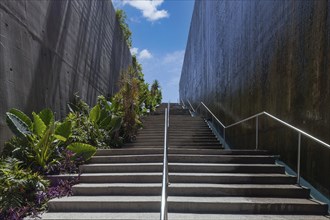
[0, 158, 49, 219]
[4, 108, 96, 174]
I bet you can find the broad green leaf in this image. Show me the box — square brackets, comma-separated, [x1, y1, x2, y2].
[9, 108, 32, 129]
[89, 105, 100, 123]
[55, 121, 72, 139]
[34, 123, 54, 168]
[99, 109, 109, 123]
[5, 113, 31, 138]
[66, 143, 96, 161]
[53, 134, 67, 142]
[109, 116, 122, 132]
[38, 108, 54, 127]
[99, 115, 112, 129]
[32, 112, 46, 136]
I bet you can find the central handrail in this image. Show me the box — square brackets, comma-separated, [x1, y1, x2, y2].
[160, 103, 169, 220]
[186, 99, 330, 185]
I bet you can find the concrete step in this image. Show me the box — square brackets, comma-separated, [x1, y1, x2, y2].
[36, 212, 160, 220]
[170, 173, 296, 184]
[72, 183, 309, 198]
[72, 183, 161, 196]
[78, 173, 296, 184]
[79, 173, 162, 183]
[124, 142, 221, 147]
[90, 154, 275, 164]
[167, 196, 328, 215]
[48, 196, 161, 212]
[35, 213, 330, 220]
[133, 139, 220, 144]
[131, 141, 221, 146]
[80, 163, 284, 174]
[168, 183, 310, 198]
[137, 134, 216, 138]
[94, 148, 270, 156]
[136, 136, 218, 141]
[119, 145, 222, 149]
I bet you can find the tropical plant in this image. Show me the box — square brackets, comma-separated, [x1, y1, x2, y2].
[0, 158, 49, 219]
[116, 9, 132, 48]
[67, 95, 123, 148]
[150, 80, 162, 111]
[4, 108, 96, 173]
[112, 66, 142, 142]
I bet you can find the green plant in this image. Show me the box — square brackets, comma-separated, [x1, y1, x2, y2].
[5, 108, 96, 173]
[67, 95, 123, 148]
[150, 80, 162, 111]
[112, 66, 142, 142]
[116, 9, 132, 48]
[0, 158, 49, 217]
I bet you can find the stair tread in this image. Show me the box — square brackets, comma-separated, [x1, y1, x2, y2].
[82, 163, 281, 166]
[35, 213, 330, 220]
[74, 173, 293, 177]
[49, 196, 161, 202]
[35, 212, 159, 220]
[168, 196, 322, 205]
[73, 183, 301, 189]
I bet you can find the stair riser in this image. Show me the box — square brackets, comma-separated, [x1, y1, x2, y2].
[72, 186, 309, 198]
[170, 166, 284, 174]
[170, 176, 296, 184]
[167, 202, 328, 215]
[136, 136, 218, 140]
[78, 175, 296, 184]
[168, 188, 310, 198]
[120, 145, 222, 149]
[94, 149, 269, 156]
[80, 165, 162, 173]
[73, 186, 161, 196]
[48, 201, 160, 212]
[90, 156, 275, 164]
[137, 134, 216, 138]
[80, 165, 284, 174]
[79, 175, 162, 183]
[125, 143, 221, 147]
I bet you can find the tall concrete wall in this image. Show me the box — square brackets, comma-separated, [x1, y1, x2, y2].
[0, 0, 132, 150]
[180, 0, 330, 198]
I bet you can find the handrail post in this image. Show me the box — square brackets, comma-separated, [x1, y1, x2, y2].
[224, 128, 226, 146]
[256, 116, 259, 150]
[167, 103, 170, 127]
[297, 132, 301, 185]
[160, 108, 169, 220]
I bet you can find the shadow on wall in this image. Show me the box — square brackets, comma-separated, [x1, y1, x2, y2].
[180, 1, 330, 198]
[0, 0, 132, 152]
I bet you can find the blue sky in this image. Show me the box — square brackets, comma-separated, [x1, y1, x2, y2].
[112, 0, 195, 102]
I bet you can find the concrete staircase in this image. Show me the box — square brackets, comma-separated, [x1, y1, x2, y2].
[39, 103, 329, 219]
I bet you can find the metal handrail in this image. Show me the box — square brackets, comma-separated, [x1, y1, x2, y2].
[160, 105, 169, 220]
[185, 100, 330, 184]
[187, 99, 195, 112]
[180, 99, 186, 109]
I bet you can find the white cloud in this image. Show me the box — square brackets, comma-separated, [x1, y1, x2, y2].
[130, 47, 139, 56]
[139, 49, 186, 102]
[123, 0, 169, 21]
[111, 0, 124, 9]
[138, 49, 152, 60]
[163, 50, 185, 64]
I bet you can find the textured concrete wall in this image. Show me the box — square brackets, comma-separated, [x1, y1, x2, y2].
[180, 0, 330, 197]
[0, 0, 132, 150]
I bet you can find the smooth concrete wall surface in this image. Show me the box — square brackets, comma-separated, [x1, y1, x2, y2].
[0, 0, 132, 150]
[180, 0, 330, 198]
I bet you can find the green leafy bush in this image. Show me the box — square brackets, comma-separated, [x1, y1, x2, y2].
[4, 108, 96, 173]
[67, 95, 123, 148]
[0, 158, 49, 218]
[116, 9, 132, 48]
